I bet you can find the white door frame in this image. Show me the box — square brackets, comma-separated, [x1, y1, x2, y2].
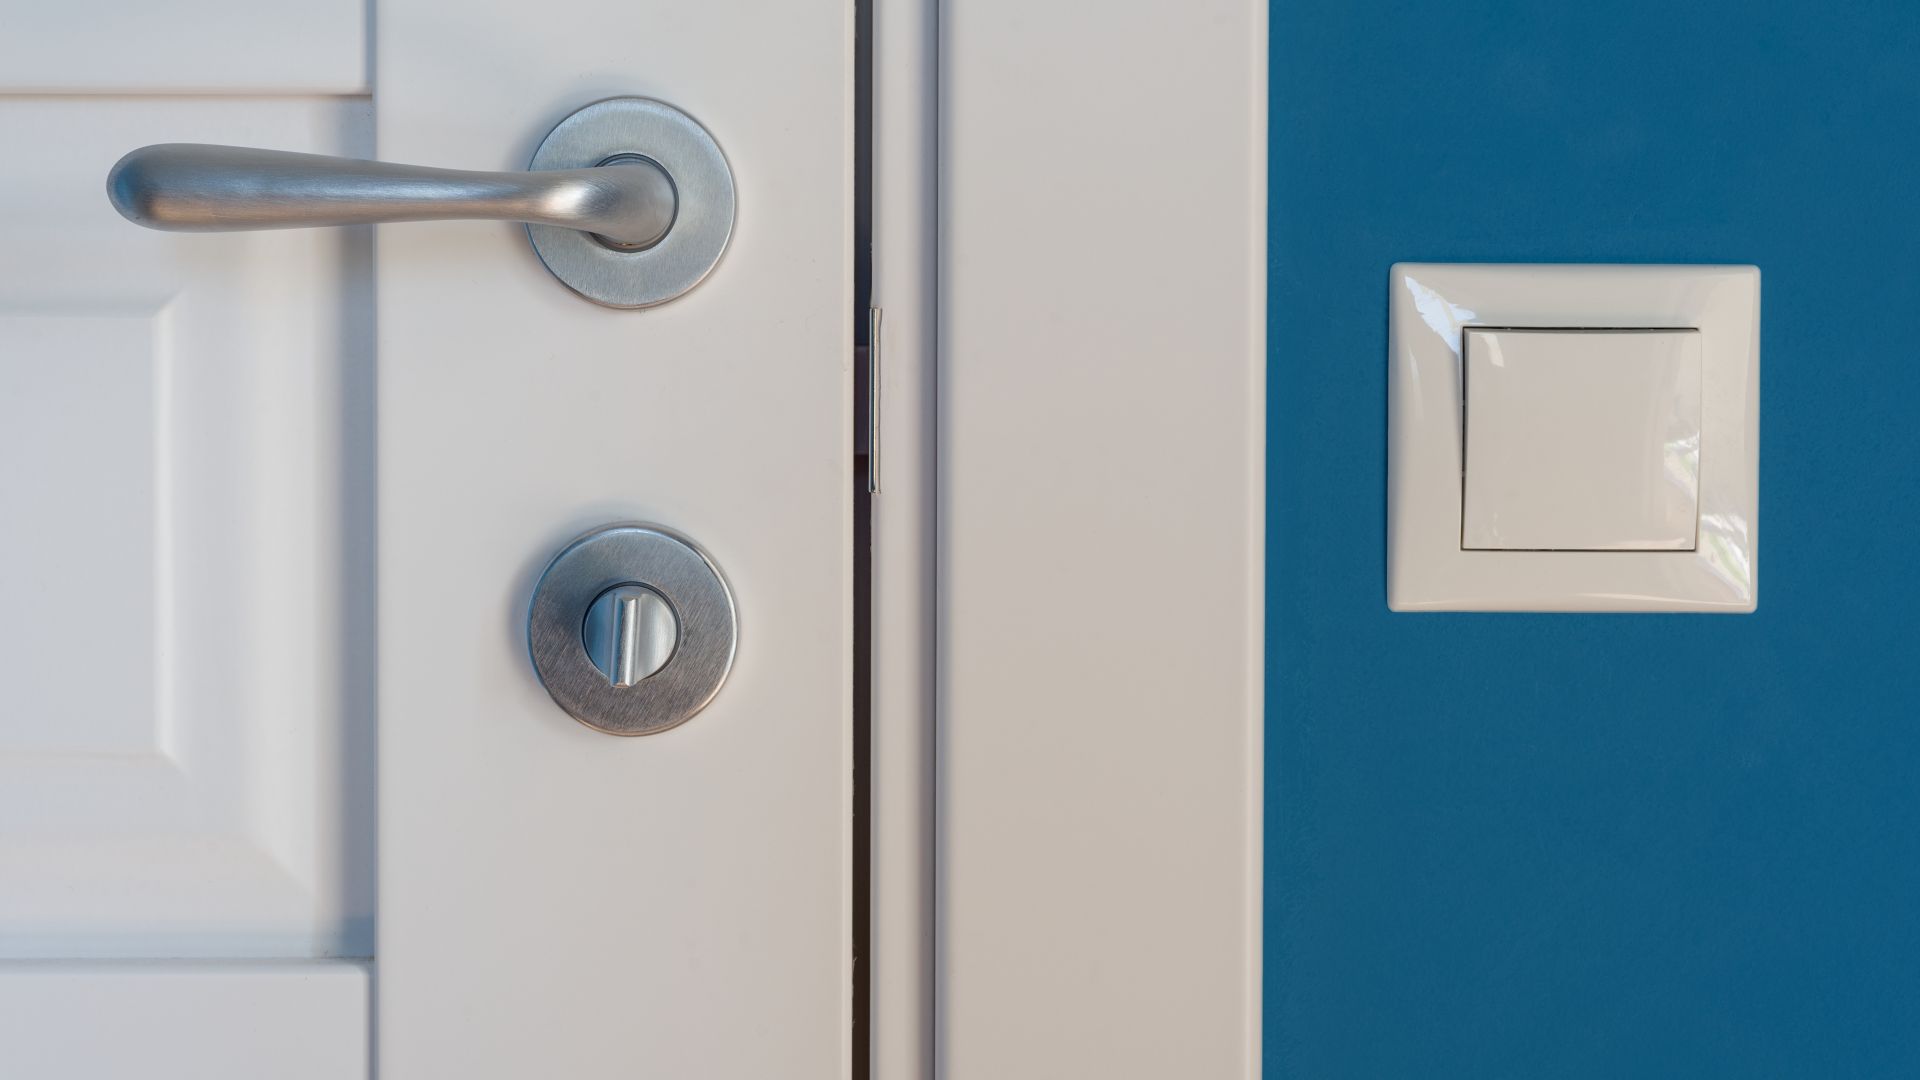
[872, 0, 1266, 1076]
[868, 0, 938, 1074]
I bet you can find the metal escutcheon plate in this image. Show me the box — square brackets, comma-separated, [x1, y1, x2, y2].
[528, 524, 736, 735]
[527, 97, 736, 309]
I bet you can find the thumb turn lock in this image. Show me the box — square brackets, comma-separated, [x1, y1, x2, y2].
[584, 584, 678, 687]
[528, 523, 736, 735]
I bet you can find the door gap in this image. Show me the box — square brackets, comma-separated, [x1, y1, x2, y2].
[851, 0, 874, 1072]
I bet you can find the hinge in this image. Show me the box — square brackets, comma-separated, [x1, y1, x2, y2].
[866, 306, 883, 494]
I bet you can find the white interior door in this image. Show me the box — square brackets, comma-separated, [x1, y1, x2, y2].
[0, 0, 853, 1076]
[376, 0, 853, 1075]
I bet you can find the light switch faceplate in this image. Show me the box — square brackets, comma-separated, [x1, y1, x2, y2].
[1387, 264, 1759, 612]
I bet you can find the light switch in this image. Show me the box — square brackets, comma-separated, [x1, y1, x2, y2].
[1462, 328, 1702, 551]
[1388, 264, 1757, 612]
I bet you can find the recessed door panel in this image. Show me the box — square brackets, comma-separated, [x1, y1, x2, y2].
[0, 96, 374, 961]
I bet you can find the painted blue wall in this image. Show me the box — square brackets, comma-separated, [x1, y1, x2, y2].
[1267, 1, 1920, 1075]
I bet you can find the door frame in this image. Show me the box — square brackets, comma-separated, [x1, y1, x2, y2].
[871, 0, 1267, 1075]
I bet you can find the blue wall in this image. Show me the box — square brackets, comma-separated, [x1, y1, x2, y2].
[1267, 1, 1920, 1075]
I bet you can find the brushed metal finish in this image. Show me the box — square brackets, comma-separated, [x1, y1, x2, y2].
[866, 306, 883, 494]
[528, 524, 736, 735]
[525, 97, 735, 308]
[104, 97, 735, 308]
[583, 583, 678, 687]
[108, 144, 678, 247]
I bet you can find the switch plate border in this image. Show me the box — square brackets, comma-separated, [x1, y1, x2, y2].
[1387, 263, 1759, 612]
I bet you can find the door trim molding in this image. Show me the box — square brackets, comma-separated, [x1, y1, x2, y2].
[868, 0, 939, 1074]
[933, 1, 1267, 1075]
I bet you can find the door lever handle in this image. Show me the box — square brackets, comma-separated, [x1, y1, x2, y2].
[109, 144, 679, 249]
[102, 97, 736, 310]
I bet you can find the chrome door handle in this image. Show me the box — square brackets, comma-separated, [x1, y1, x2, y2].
[109, 144, 680, 249]
[103, 97, 735, 309]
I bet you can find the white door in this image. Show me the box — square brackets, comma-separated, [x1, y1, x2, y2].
[5, 1, 1265, 1076]
[0, 0, 853, 1076]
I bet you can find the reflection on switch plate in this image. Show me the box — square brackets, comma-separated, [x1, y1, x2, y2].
[1387, 264, 1758, 612]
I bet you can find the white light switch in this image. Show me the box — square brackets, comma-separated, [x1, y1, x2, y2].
[1462, 328, 1702, 551]
[1388, 264, 1757, 612]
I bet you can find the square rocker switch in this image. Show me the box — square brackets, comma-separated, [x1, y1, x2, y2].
[1461, 328, 1702, 551]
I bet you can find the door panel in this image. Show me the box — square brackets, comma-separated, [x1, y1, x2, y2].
[0, 962, 369, 1079]
[0, 96, 374, 961]
[0, 0, 366, 93]
[1, 0, 852, 1075]
[374, 1, 853, 1077]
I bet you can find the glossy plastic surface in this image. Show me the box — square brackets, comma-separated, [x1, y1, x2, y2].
[1387, 263, 1758, 612]
[1462, 328, 1702, 551]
